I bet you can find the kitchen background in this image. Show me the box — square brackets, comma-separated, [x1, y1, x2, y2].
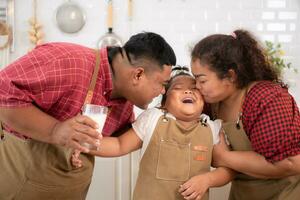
[0, 0, 299, 199]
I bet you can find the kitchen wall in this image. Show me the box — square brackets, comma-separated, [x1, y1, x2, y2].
[1, 0, 300, 199]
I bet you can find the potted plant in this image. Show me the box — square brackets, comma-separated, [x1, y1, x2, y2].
[264, 41, 298, 75]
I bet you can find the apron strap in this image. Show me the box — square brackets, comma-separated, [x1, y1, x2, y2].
[84, 49, 101, 105]
[0, 121, 4, 140]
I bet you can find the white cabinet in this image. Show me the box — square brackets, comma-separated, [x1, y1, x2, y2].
[86, 151, 139, 200]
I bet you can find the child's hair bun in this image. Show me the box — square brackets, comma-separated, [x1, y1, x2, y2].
[171, 65, 191, 77]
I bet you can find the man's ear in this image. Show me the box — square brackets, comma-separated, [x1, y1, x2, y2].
[132, 67, 145, 84]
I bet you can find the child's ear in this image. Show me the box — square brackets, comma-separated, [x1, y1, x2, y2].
[133, 67, 145, 84]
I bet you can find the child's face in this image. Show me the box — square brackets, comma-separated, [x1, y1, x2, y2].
[164, 75, 204, 121]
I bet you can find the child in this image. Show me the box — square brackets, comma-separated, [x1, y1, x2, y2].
[72, 67, 234, 200]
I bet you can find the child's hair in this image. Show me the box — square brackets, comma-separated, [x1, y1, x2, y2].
[160, 65, 193, 107]
[191, 29, 285, 88]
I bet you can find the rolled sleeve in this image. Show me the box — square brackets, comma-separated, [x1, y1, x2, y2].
[243, 82, 300, 163]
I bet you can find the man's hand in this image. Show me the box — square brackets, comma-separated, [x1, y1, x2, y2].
[51, 115, 102, 153]
[0, 106, 102, 151]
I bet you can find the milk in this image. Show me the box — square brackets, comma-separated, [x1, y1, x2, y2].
[87, 113, 107, 133]
[82, 104, 108, 150]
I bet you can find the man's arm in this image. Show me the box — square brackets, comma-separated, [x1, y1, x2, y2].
[0, 106, 102, 152]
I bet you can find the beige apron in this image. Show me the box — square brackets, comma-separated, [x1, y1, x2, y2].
[222, 119, 300, 200]
[0, 49, 101, 200]
[133, 115, 213, 200]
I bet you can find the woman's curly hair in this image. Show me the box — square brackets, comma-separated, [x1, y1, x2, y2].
[191, 29, 285, 88]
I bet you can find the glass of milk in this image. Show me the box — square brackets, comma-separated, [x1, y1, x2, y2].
[81, 104, 108, 150]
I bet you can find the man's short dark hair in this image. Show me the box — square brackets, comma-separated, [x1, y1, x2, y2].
[123, 32, 176, 69]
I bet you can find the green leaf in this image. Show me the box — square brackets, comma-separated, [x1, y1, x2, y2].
[264, 40, 297, 74]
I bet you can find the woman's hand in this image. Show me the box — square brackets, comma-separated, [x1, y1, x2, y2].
[178, 174, 211, 200]
[50, 115, 102, 153]
[212, 130, 230, 167]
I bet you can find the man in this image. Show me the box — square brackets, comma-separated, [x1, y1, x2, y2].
[0, 32, 176, 199]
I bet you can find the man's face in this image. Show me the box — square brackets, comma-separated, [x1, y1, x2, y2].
[130, 65, 172, 109]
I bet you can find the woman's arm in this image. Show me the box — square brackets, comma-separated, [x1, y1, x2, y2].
[213, 133, 300, 179]
[215, 150, 300, 179]
[89, 128, 143, 157]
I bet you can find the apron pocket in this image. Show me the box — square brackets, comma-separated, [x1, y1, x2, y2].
[156, 138, 190, 181]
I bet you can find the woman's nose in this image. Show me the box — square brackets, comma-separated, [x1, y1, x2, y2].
[160, 87, 166, 95]
[195, 81, 201, 90]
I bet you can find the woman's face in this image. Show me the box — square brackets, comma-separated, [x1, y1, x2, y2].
[164, 75, 204, 120]
[191, 59, 234, 103]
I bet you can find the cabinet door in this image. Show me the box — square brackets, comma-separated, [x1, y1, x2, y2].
[86, 151, 140, 200]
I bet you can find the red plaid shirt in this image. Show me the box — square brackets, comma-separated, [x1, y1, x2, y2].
[242, 81, 300, 162]
[0, 42, 134, 138]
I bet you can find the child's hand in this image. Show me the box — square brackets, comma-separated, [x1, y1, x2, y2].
[71, 149, 83, 168]
[178, 173, 211, 200]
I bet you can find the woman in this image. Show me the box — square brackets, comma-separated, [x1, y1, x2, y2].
[191, 29, 300, 200]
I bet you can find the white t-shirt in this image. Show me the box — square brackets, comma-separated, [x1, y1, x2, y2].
[132, 108, 222, 157]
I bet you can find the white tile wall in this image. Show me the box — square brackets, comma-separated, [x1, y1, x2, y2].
[262, 11, 276, 20]
[267, 0, 287, 8]
[278, 11, 298, 19]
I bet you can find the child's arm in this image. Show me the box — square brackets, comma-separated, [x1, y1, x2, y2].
[89, 128, 143, 157]
[71, 127, 143, 168]
[179, 167, 235, 200]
